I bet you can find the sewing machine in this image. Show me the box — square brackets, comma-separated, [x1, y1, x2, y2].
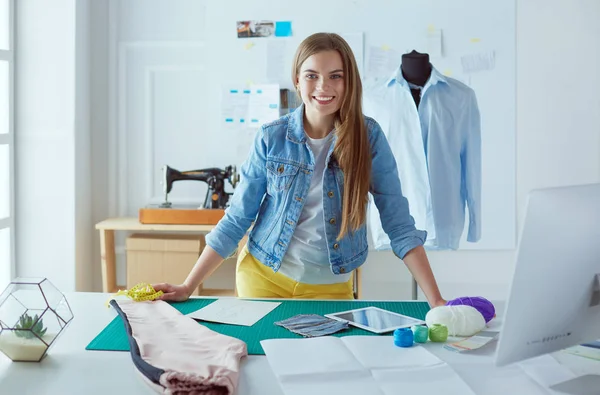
[160, 165, 240, 209]
[138, 165, 240, 225]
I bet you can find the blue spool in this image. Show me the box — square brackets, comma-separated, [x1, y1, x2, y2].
[393, 328, 414, 347]
[412, 325, 429, 343]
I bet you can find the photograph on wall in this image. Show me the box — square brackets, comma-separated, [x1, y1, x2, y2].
[237, 20, 275, 38]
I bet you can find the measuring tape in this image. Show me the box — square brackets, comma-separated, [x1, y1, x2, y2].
[105, 283, 164, 307]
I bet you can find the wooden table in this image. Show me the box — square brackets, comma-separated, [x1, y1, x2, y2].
[95, 217, 362, 298]
[95, 217, 217, 293]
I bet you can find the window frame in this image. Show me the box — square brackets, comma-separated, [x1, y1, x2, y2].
[0, 0, 15, 284]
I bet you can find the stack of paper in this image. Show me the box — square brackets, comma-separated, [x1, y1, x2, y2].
[260, 336, 476, 395]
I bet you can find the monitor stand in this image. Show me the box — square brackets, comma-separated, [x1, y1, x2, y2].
[550, 374, 600, 395]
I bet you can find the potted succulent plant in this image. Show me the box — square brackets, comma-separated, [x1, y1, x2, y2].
[0, 312, 53, 361]
[0, 277, 73, 362]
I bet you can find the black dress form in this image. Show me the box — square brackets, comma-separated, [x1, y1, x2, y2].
[401, 50, 432, 108]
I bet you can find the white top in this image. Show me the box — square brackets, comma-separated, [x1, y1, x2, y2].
[279, 132, 352, 285]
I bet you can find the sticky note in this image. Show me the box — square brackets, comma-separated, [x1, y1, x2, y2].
[443, 69, 453, 76]
[470, 38, 481, 43]
[275, 21, 292, 37]
[381, 44, 391, 51]
[427, 24, 436, 33]
[244, 42, 255, 50]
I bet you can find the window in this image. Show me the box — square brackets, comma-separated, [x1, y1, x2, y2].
[0, 0, 13, 287]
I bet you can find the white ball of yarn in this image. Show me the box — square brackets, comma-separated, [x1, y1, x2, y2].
[425, 305, 486, 337]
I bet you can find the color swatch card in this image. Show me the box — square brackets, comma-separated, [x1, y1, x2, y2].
[443, 331, 498, 352]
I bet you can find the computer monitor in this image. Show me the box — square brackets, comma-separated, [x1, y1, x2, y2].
[494, 183, 600, 390]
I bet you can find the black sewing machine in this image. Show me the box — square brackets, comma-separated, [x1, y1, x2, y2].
[160, 165, 240, 209]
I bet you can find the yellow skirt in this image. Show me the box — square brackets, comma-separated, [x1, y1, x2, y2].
[235, 246, 354, 299]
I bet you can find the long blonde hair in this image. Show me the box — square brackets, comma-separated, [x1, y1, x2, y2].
[292, 33, 371, 239]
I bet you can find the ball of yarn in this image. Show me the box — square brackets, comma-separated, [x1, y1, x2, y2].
[428, 324, 448, 342]
[425, 305, 486, 337]
[393, 328, 413, 347]
[412, 325, 429, 343]
[446, 296, 496, 323]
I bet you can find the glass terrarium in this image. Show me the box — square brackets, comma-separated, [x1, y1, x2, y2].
[0, 277, 74, 362]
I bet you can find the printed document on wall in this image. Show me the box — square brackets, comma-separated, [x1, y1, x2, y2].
[247, 84, 280, 128]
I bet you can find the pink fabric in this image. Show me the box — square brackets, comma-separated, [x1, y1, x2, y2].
[116, 300, 247, 395]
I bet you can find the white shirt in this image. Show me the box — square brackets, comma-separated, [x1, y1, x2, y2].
[278, 132, 352, 284]
[363, 66, 481, 251]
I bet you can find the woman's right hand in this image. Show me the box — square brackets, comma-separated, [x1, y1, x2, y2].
[153, 282, 193, 302]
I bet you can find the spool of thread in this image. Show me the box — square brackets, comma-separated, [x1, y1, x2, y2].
[393, 328, 414, 347]
[412, 325, 429, 343]
[429, 324, 448, 342]
[446, 296, 496, 323]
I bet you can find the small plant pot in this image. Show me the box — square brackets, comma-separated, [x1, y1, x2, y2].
[0, 278, 73, 362]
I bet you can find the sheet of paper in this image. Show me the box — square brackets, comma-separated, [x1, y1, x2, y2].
[426, 28, 443, 58]
[518, 354, 577, 389]
[340, 32, 364, 77]
[221, 86, 250, 127]
[274, 21, 292, 37]
[266, 40, 287, 82]
[461, 51, 496, 73]
[187, 298, 281, 326]
[372, 365, 476, 395]
[341, 335, 444, 369]
[261, 336, 474, 395]
[367, 46, 402, 79]
[247, 84, 280, 128]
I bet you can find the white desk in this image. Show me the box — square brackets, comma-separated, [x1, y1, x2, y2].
[0, 292, 598, 395]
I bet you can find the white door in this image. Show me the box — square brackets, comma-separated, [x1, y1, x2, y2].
[0, 0, 14, 288]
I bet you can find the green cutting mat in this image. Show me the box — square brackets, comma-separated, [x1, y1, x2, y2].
[86, 299, 430, 355]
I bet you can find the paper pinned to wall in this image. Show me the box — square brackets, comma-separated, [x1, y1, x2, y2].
[221, 84, 280, 128]
[340, 32, 364, 77]
[461, 51, 496, 73]
[275, 21, 293, 37]
[426, 27, 443, 57]
[221, 86, 251, 127]
[367, 45, 402, 78]
[267, 40, 287, 82]
[247, 84, 280, 128]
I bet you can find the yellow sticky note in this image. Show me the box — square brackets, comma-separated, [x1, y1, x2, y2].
[244, 42, 255, 50]
[246, 80, 254, 87]
[427, 24, 436, 33]
[443, 69, 453, 76]
[470, 38, 481, 43]
[381, 44, 391, 51]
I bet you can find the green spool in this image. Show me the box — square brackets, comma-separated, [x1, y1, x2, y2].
[412, 325, 429, 343]
[428, 323, 448, 342]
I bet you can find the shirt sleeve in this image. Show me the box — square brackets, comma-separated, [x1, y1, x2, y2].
[204, 126, 268, 258]
[368, 118, 427, 259]
[461, 91, 482, 242]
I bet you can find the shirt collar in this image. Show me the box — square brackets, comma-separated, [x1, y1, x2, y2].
[287, 103, 307, 143]
[386, 64, 448, 90]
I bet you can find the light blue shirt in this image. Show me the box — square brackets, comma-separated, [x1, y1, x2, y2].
[364, 66, 481, 250]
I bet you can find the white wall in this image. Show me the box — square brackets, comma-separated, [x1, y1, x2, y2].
[15, 0, 600, 297]
[15, 0, 93, 292]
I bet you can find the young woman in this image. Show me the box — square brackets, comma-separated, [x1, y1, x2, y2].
[154, 33, 446, 307]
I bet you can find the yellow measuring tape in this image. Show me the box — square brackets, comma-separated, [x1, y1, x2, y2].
[105, 282, 164, 307]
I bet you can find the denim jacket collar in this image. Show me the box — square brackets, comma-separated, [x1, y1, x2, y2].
[287, 104, 307, 144]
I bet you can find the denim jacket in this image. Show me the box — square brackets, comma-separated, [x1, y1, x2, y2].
[205, 104, 427, 275]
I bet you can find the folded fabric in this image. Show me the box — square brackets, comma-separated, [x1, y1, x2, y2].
[110, 299, 247, 395]
[274, 314, 349, 337]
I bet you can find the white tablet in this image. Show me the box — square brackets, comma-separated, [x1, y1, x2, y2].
[324, 306, 426, 334]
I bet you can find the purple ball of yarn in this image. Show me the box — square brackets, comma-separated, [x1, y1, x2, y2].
[446, 296, 495, 323]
